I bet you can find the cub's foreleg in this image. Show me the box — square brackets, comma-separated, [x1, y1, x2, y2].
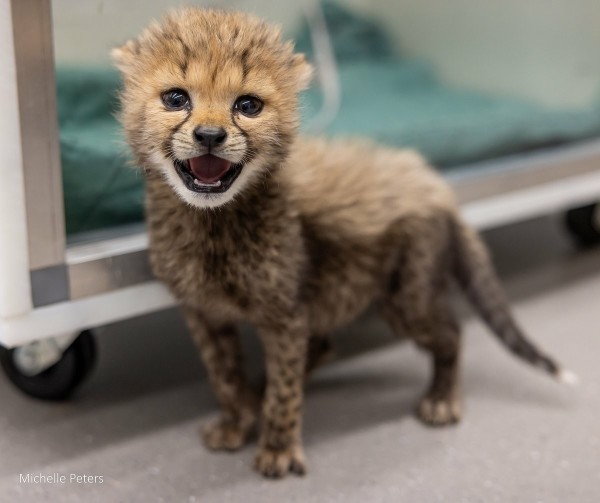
[182, 306, 259, 451]
[254, 315, 310, 478]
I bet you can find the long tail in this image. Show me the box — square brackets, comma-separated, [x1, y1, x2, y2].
[450, 216, 578, 385]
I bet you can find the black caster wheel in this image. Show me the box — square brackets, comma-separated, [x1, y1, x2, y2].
[565, 203, 600, 247]
[0, 330, 97, 401]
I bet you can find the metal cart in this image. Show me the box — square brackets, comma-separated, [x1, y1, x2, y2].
[1, 0, 599, 399]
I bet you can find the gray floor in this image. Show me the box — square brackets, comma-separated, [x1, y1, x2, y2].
[1, 216, 599, 502]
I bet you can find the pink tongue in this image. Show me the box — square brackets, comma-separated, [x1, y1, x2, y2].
[188, 155, 231, 183]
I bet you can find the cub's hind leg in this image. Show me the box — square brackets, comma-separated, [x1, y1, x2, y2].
[412, 299, 462, 426]
[382, 214, 462, 426]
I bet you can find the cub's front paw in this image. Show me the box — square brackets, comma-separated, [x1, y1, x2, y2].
[201, 416, 255, 451]
[417, 395, 462, 426]
[254, 444, 307, 478]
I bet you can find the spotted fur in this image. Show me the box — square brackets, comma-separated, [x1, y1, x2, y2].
[113, 8, 570, 478]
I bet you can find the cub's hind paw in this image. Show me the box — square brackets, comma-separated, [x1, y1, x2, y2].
[417, 396, 462, 426]
[201, 417, 254, 451]
[254, 445, 307, 478]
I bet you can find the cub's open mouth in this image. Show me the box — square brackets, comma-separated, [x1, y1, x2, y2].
[174, 154, 243, 194]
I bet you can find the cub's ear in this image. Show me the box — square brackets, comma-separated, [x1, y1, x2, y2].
[111, 39, 139, 74]
[291, 53, 314, 91]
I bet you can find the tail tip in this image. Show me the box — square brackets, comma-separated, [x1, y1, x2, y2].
[556, 368, 579, 386]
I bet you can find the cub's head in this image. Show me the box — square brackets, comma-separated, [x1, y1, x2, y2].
[113, 9, 312, 208]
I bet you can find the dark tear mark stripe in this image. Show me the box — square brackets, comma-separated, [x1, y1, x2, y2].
[162, 112, 192, 157]
[228, 107, 258, 168]
[230, 113, 257, 163]
[231, 110, 249, 139]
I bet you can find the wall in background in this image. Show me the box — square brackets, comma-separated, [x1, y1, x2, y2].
[51, 0, 302, 65]
[51, 0, 600, 108]
[346, 0, 600, 108]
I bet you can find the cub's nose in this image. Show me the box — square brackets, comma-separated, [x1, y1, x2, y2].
[193, 126, 227, 149]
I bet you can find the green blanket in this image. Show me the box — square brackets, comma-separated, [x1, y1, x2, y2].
[57, 1, 600, 235]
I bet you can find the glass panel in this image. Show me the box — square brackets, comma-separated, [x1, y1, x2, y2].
[51, 0, 600, 238]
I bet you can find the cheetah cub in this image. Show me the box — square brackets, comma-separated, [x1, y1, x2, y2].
[113, 8, 574, 478]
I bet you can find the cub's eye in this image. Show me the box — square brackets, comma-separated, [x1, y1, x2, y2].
[161, 89, 190, 110]
[234, 95, 263, 117]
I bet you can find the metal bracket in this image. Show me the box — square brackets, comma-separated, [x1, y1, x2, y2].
[30, 265, 70, 307]
[12, 331, 78, 376]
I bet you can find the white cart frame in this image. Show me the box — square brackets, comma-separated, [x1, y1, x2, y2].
[2, 0, 600, 350]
